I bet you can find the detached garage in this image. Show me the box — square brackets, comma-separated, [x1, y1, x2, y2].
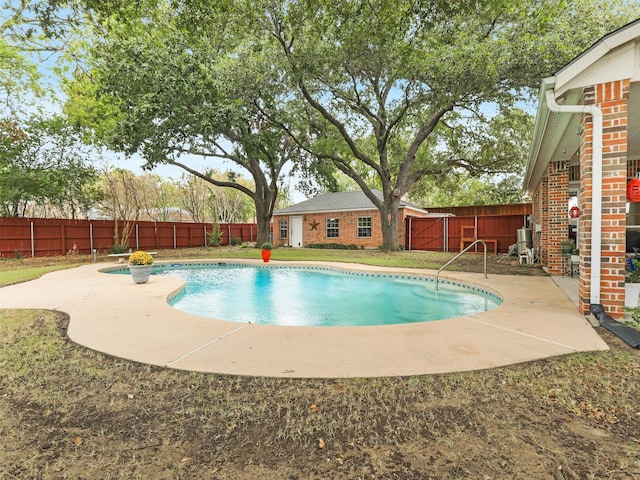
[273, 190, 428, 249]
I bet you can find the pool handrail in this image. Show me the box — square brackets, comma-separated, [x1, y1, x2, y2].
[435, 240, 488, 291]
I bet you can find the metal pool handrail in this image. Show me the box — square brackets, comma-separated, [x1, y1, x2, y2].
[435, 240, 488, 291]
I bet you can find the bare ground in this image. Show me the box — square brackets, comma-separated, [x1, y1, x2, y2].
[1, 309, 638, 479]
[2, 249, 639, 479]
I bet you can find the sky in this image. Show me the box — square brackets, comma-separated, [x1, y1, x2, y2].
[4, 0, 307, 203]
[22, 63, 302, 198]
[8, 0, 541, 207]
[99, 149, 305, 202]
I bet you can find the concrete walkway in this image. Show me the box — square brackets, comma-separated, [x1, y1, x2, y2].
[0, 260, 608, 378]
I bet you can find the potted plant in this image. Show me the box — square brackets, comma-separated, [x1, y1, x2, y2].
[560, 239, 575, 254]
[128, 250, 154, 283]
[625, 258, 640, 307]
[570, 248, 580, 274]
[260, 243, 273, 263]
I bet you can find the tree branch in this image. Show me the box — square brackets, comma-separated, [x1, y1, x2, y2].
[168, 160, 255, 199]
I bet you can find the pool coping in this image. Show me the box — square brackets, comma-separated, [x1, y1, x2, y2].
[0, 259, 609, 378]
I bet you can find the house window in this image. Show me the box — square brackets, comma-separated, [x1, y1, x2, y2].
[357, 217, 372, 238]
[279, 220, 288, 240]
[326, 218, 339, 238]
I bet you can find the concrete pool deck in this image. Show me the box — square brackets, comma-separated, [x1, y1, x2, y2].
[0, 260, 609, 378]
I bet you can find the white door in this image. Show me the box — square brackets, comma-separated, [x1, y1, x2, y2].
[290, 216, 303, 248]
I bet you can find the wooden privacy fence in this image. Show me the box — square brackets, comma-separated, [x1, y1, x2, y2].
[0, 217, 261, 258]
[405, 214, 530, 253]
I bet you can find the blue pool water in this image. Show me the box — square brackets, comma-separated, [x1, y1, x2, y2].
[154, 264, 501, 327]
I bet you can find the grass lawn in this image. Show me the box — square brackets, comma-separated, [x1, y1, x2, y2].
[0, 264, 84, 286]
[1, 247, 639, 478]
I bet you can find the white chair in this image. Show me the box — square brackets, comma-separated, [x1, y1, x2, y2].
[518, 248, 530, 265]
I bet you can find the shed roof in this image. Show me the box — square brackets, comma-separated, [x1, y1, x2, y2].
[274, 190, 427, 215]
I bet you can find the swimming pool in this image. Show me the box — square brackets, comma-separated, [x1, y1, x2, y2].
[152, 263, 501, 327]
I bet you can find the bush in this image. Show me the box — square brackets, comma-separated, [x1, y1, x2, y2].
[628, 308, 640, 328]
[208, 229, 222, 247]
[108, 244, 128, 254]
[230, 236, 242, 246]
[626, 258, 640, 283]
[306, 243, 358, 250]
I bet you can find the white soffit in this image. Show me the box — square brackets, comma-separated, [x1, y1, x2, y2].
[524, 85, 582, 193]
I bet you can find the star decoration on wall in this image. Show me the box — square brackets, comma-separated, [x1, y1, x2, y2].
[309, 220, 319, 230]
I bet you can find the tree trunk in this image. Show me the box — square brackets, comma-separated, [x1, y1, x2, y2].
[254, 193, 272, 248]
[255, 214, 271, 247]
[379, 194, 401, 251]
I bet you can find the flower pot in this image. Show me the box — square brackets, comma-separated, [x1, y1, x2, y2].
[261, 249, 271, 263]
[625, 283, 640, 308]
[561, 245, 573, 254]
[128, 264, 152, 284]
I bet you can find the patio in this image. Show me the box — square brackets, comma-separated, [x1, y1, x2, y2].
[0, 260, 608, 378]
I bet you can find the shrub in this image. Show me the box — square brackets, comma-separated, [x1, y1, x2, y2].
[626, 308, 640, 328]
[626, 258, 640, 283]
[261, 243, 273, 250]
[306, 243, 358, 250]
[208, 228, 222, 247]
[230, 236, 242, 246]
[108, 244, 128, 254]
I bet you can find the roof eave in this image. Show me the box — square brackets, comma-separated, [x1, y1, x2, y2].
[274, 203, 428, 217]
[523, 78, 556, 194]
[555, 18, 640, 96]
[523, 19, 640, 195]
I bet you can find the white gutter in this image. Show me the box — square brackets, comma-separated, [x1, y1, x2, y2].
[545, 87, 603, 305]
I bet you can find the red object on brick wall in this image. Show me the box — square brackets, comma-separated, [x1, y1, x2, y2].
[627, 177, 640, 202]
[569, 206, 580, 218]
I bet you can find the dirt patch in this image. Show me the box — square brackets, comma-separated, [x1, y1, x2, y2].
[1, 309, 639, 479]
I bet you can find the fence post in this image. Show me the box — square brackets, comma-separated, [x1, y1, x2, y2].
[31, 221, 35, 258]
[90, 223, 94, 254]
[473, 216, 478, 253]
[135, 224, 139, 250]
[444, 217, 449, 252]
[173, 225, 177, 249]
[203, 225, 207, 247]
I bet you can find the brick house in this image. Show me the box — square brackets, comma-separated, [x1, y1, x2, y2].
[523, 19, 640, 318]
[272, 190, 429, 248]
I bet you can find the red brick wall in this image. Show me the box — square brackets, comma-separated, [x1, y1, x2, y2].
[309, 209, 383, 247]
[579, 79, 630, 317]
[541, 176, 549, 266]
[532, 177, 546, 265]
[546, 160, 570, 275]
[528, 80, 631, 317]
[273, 207, 424, 249]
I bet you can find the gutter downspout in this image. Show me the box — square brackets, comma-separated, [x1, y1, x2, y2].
[544, 87, 603, 305]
